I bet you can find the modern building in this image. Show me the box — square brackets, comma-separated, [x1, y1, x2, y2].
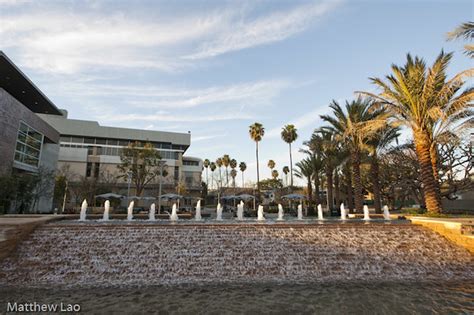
[39, 111, 203, 209]
[0, 51, 62, 213]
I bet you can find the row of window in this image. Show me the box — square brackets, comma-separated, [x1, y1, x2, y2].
[60, 144, 181, 160]
[183, 160, 200, 166]
[14, 122, 43, 168]
[60, 136, 187, 151]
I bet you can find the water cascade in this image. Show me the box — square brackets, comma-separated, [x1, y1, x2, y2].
[102, 200, 110, 221]
[257, 205, 265, 221]
[297, 204, 303, 220]
[277, 204, 284, 221]
[340, 203, 347, 220]
[363, 205, 371, 221]
[383, 205, 391, 220]
[195, 200, 202, 221]
[236, 201, 244, 221]
[317, 204, 324, 220]
[79, 200, 88, 221]
[149, 203, 156, 221]
[170, 203, 179, 222]
[127, 201, 134, 221]
[216, 203, 223, 221]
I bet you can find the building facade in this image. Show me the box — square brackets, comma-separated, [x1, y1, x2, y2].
[39, 112, 203, 208]
[0, 51, 62, 213]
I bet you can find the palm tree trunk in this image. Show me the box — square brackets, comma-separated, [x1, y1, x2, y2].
[430, 144, 440, 183]
[352, 151, 363, 212]
[414, 130, 443, 214]
[307, 178, 312, 208]
[226, 167, 229, 187]
[256, 142, 260, 193]
[326, 167, 333, 212]
[241, 172, 244, 188]
[206, 168, 209, 187]
[289, 143, 294, 188]
[314, 174, 320, 205]
[344, 165, 354, 212]
[371, 154, 382, 214]
[334, 170, 340, 207]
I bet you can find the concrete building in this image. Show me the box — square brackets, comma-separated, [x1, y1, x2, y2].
[0, 51, 61, 212]
[39, 112, 203, 209]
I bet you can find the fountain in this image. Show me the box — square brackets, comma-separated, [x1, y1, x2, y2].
[170, 203, 179, 222]
[257, 205, 265, 221]
[127, 201, 134, 221]
[340, 203, 347, 220]
[102, 200, 110, 221]
[317, 204, 324, 220]
[195, 200, 202, 221]
[216, 203, 223, 221]
[149, 203, 156, 221]
[277, 204, 284, 221]
[236, 201, 244, 221]
[297, 204, 303, 220]
[383, 205, 391, 220]
[363, 205, 371, 221]
[79, 199, 87, 221]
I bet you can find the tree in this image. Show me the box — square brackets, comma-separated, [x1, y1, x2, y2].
[249, 122, 265, 193]
[216, 158, 223, 188]
[367, 126, 400, 213]
[267, 160, 275, 172]
[117, 141, 163, 197]
[282, 166, 290, 186]
[360, 52, 473, 213]
[271, 170, 279, 180]
[295, 158, 313, 206]
[281, 124, 298, 187]
[230, 169, 237, 188]
[258, 178, 283, 190]
[321, 98, 388, 212]
[239, 162, 247, 187]
[210, 162, 217, 190]
[222, 154, 231, 187]
[203, 159, 210, 187]
[447, 22, 474, 58]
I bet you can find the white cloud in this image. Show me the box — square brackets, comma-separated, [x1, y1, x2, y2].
[99, 111, 254, 123]
[184, 0, 342, 60]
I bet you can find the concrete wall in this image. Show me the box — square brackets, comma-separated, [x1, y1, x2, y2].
[0, 88, 59, 175]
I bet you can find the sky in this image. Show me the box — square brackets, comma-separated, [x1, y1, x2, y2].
[0, 0, 472, 185]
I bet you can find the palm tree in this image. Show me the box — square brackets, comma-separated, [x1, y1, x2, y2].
[320, 98, 388, 212]
[249, 122, 265, 192]
[230, 169, 237, 188]
[268, 160, 275, 172]
[295, 158, 313, 205]
[282, 166, 290, 186]
[210, 162, 216, 190]
[281, 124, 298, 187]
[360, 52, 473, 213]
[203, 159, 210, 186]
[222, 154, 231, 187]
[367, 126, 400, 213]
[239, 162, 247, 187]
[272, 170, 279, 180]
[230, 159, 237, 187]
[216, 158, 223, 189]
[447, 22, 474, 57]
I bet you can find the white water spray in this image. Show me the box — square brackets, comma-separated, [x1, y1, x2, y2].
[277, 204, 284, 221]
[340, 203, 347, 220]
[149, 203, 156, 221]
[79, 199, 87, 221]
[102, 200, 110, 221]
[216, 203, 223, 221]
[363, 205, 371, 221]
[317, 204, 324, 220]
[236, 201, 244, 221]
[170, 203, 179, 221]
[383, 205, 391, 220]
[195, 200, 202, 221]
[127, 201, 134, 221]
[297, 204, 303, 220]
[257, 205, 265, 221]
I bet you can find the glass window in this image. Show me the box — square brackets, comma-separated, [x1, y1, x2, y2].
[107, 139, 118, 146]
[60, 136, 71, 143]
[71, 137, 83, 144]
[14, 121, 43, 168]
[96, 138, 106, 145]
[84, 137, 95, 144]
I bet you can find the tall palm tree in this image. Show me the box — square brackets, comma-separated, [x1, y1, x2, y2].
[230, 159, 237, 188]
[282, 166, 290, 186]
[239, 162, 247, 187]
[203, 159, 210, 187]
[320, 98, 388, 212]
[295, 158, 313, 205]
[216, 158, 223, 189]
[268, 160, 275, 172]
[360, 52, 473, 213]
[281, 124, 298, 187]
[447, 22, 474, 57]
[222, 154, 231, 187]
[271, 170, 279, 180]
[249, 122, 265, 193]
[367, 126, 400, 213]
[230, 169, 237, 188]
[210, 162, 216, 190]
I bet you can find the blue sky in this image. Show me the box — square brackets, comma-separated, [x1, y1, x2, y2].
[0, 0, 472, 184]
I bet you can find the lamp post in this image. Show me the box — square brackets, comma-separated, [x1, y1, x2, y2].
[157, 161, 166, 214]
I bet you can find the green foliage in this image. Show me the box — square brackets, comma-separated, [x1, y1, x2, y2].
[258, 178, 283, 190]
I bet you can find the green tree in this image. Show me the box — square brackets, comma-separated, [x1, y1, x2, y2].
[216, 158, 223, 188]
[117, 141, 163, 197]
[361, 52, 473, 213]
[249, 122, 265, 193]
[282, 166, 290, 186]
[321, 98, 388, 212]
[230, 169, 237, 188]
[447, 22, 474, 58]
[239, 162, 247, 187]
[203, 159, 210, 187]
[281, 124, 298, 187]
[271, 169, 279, 180]
[267, 160, 275, 171]
[210, 162, 217, 190]
[222, 154, 231, 187]
[295, 158, 313, 206]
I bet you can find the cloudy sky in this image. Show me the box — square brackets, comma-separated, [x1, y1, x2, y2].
[0, 0, 471, 184]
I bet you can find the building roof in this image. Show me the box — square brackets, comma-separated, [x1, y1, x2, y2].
[38, 114, 191, 147]
[0, 51, 62, 115]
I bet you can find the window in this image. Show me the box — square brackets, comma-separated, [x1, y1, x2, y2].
[14, 122, 43, 168]
[183, 160, 199, 166]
